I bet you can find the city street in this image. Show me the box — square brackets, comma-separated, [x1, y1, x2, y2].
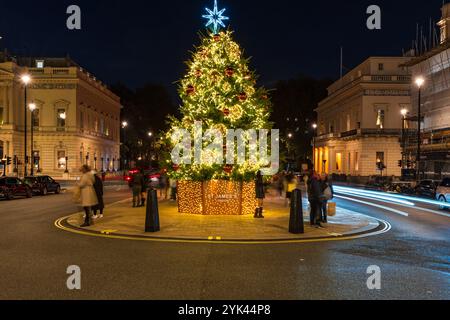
[0, 187, 448, 300]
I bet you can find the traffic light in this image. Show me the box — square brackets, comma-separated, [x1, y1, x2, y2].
[398, 160, 403, 168]
[6, 157, 11, 166]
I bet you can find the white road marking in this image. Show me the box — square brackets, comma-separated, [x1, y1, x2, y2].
[335, 195, 409, 217]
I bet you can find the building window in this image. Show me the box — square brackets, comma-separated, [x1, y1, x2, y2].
[355, 152, 359, 171]
[378, 63, 384, 71]
[376, 152, 385, 164]
[336, 153, 342, 171]
[80, 111, 84, 129]
[346, 114, 351, 131]
[0, 106, 3, 125]
[36, 60, 45, 69]
[376, 110, 385, 129]
[32, 109, 40, 127]
[57, 151, 66, 169]
[100, 118, 104, 134]
[57, 109, 66, 128]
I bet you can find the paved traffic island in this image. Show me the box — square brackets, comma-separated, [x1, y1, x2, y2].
[56, 195, 388, 243]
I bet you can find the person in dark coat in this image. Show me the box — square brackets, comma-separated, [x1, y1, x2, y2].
[254, 171, 265, 219]
[131, 170, 145, 207]
[307, 171, 324, 228]
[92, 172, 105, 219]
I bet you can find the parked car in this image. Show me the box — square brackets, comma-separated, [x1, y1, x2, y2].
[0, 177, 33, 200]
[436, 178, 450, 210]
[24, 176, 61, 196]
[365, 176, 392, 191]
[415, 180, 438, 199]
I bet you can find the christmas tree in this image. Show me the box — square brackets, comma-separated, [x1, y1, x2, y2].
[163, 2, 273, 182]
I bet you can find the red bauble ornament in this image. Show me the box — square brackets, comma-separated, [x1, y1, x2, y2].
[238, 92, 247, 102]
[225, 67, 235, 77]
[186, 85, 195, 95]
[172, 164, 180, 171]
[213, 34, 221, 42]
[223, 108, 230, 116]
[223, 165, 233, 174]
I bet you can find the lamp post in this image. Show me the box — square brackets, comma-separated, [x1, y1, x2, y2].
[21, 74, 31, 177]
[415, 77, 425, 181]
[28, 103, 37, 176]
[400, 108, 408, 171]
[121, 121, 128, 170]
[65, 156, 69, 174]
[312, 123, 318, 172]
[148, 131, 154, 161]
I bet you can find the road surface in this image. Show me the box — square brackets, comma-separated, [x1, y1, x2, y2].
[0, 186, 448, 300]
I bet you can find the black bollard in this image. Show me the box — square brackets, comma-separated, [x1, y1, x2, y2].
[145, 188, 160, 232]
[289, 189, 304, 234]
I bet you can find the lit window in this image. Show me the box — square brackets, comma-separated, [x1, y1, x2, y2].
[57, 151, 66, 169]
[57, 109, 66, 127]
[36, 60, 45, 69]
[376, 110, 385, 129]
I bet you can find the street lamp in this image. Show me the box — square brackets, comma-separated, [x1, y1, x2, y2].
[21, 74, 31, 177]
[400, 108, 408, 170]
[28, 103, 37, 176]
[415, 77, 425, 181]
[312, 123, 318, 171]
[121, 121, 129, 170]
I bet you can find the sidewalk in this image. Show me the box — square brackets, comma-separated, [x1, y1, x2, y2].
[60, 192, 384, 242]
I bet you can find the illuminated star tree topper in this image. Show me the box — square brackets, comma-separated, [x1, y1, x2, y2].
[202, 0, 229, 34]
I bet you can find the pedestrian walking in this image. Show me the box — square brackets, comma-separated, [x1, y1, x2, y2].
[78, 165, 98, 227]
[169, 178, 177, 201]
[254, 171, 265, 219]
[320, 175, 334, 223]
[92, 171, 105, 219]
[159, 170, 169, 200]
[275, 172, 284, 198]
[131, 169, 145, 207]
[285, 173, 297, 207]
[307, 171, 324, 228]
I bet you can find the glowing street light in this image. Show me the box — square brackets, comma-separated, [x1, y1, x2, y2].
[122, 121, 128, 129]
[21, 74, 31, 85]
[401, 108, 408, 117]
[415, 76, 425, 181]
[21, 74, 32, 177]
[415, 77, 425, 88]
[28, 103, 38, 176]
[312, 123, 318, 171]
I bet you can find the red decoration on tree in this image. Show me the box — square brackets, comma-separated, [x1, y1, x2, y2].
[223, 165, 233, 174]
[213, 34, 221, 42]
[186, 85, 195, 95]
[238, 92, 247, 102]
[172, 164, 180, 171]
[225, 67, 235, 77]
[195, 69, 202, 77]
[223, 108, 230, 116]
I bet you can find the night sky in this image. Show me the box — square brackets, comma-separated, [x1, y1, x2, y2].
[0, 0, 444, 95]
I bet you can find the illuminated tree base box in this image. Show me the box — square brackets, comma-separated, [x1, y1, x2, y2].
[177, 180, 258, 215]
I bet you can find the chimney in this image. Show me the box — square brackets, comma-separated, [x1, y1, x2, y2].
[438, 3, 450, 44]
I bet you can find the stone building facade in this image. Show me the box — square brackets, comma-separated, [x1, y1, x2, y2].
[314, 57, 412, 180]
[0, 53, 121, 178]
[402, 3, 450, 179]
